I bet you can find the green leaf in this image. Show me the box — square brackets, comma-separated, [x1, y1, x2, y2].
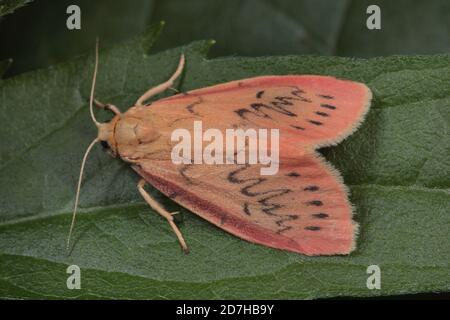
[0, 27, 449, 299]
[0, 0, 33, 17]
[336, 0, 450, 56]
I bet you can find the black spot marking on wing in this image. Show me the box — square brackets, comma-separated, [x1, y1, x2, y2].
[320, 104, 336, 110]
[286, 172, 301, 177]
[307, 200, 323, 206]
[315, 111, 329, 117]
[186, 97, 204, 116]
[291, 125, 305, 131]
[312, 213, 329, 219]
[318, 94, 334, 99]
[308, 120, 323, 126]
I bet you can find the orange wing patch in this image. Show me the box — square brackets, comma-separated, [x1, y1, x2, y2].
[134, 152, 355, 255]
[127, 75, 371, 255]
[150, 75, 371, 149]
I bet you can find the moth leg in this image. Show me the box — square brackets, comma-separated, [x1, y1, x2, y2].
[93, 99, 121, 115]
[135, 54, 185, 106]
[137, 179, 189, 253]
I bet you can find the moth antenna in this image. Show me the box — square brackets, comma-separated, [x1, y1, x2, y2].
[66, 39, 104, 251]
[66, 138, 99, 251]
[90, 37, 101, 127]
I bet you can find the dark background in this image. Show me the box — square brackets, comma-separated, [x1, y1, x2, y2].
[1, 0, 449, 77]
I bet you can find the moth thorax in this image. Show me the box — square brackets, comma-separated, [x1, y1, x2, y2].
[114, 116, 160, 150]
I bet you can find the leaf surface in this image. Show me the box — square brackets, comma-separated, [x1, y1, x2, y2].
[0, 26, 449, 299]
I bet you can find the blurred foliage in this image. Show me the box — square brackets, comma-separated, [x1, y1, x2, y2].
[0, 0, 154, 76]
[0, 0, 449, 77]
[0, 0, 33, 17]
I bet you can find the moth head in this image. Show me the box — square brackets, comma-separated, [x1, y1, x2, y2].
[97, 116, 120, 158]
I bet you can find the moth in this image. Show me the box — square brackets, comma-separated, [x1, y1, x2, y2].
[68, 41, 371, 256]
